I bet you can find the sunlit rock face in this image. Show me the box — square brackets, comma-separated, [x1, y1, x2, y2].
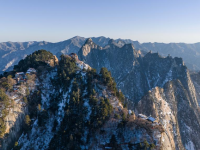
[136, 78, 200, 150]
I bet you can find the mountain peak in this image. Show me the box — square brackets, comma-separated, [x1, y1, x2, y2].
[108, 39, 115, 45]
[107, 39, 125, 48]
[85, 38, 93, 44]
[122, 43, 135, 50]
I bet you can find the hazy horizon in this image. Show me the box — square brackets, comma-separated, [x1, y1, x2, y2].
[1, 0, 200, 43]
[1, 35, 200, 45]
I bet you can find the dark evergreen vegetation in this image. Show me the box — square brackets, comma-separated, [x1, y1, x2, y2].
[49, 56, 115, 149]
[0, 76, 15, 136]
[14, 49, 54, 72]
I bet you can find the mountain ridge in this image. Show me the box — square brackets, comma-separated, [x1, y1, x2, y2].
[1, 36, 200, 74]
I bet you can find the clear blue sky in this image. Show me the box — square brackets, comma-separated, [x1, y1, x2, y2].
[0, 0, 200, 43]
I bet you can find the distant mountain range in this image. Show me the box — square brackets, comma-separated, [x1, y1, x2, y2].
[0, 36, 200, 74]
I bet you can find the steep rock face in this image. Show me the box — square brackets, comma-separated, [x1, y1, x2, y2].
[136, 80, 200, 150]
[191, 72, 200, 105]
[78, 39, 141, 86]
[2, 102, 27, 150]
[0, 77, 38, 150]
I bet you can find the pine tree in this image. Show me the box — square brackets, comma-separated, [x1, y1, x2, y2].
[13, 142, 21, 150]
[108, 135, 122, 150]
[143, 139, 150, 150]
[25, 115, 31, 126]
[23, 97, 28, 104]
[38, 104, 41, 111]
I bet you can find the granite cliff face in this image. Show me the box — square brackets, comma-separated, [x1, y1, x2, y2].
[191, 72, 200, 105]
[78, 39, 142, 101]
[136, 81, 200, 150]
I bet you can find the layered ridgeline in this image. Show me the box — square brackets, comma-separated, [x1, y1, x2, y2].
[78, 39, 200, 149]
[78, 38, 189, 103]
[0, 36, 200, 74]
[0, 37, 110, 74]
[0, 50, 165, 150]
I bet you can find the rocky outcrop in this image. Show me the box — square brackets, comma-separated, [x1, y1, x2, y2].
[191, 72, 200, 105]
[48, 55, 59, 67]
[1, 104, 27, 150]
[0, 82, 37, 150]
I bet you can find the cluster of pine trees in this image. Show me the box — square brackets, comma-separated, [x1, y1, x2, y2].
[48, 53, 116, 149]
[14, 50, 54, 73]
